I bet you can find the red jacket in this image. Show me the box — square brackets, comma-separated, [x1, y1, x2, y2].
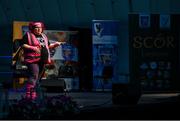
[23, 32, 51, 64]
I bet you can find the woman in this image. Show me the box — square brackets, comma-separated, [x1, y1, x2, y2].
[21, 21, 64, 100]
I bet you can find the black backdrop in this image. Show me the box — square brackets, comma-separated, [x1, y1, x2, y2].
[69, 27, 93, 91]
[129, 14, 180, 93]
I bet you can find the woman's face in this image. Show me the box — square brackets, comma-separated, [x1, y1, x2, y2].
[33, 27, 43, 35]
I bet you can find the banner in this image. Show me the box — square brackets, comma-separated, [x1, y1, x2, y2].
[129, 14, 180, 92]
[43, 30, 79, 90]
[13, 21, 29, 42]
[92, 20, 119, 91]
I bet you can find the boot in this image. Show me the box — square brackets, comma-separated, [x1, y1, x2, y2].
[31, 90, 37, 100]
[25, 92, 31, 99]
[25, 83, 34, 100]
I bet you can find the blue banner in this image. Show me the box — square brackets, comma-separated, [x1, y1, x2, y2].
[92, 20, 119, 91]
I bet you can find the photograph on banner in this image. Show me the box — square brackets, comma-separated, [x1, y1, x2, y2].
[92, 44, 117, 90]
[12, 21, 29, 90]
[43, 30, 79, 79]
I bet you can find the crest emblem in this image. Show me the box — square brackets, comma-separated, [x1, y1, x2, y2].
[94, 23, 103, 37]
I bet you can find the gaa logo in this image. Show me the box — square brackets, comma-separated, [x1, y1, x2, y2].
[94, 23, 103, 37]
[139, 14, 150, 28]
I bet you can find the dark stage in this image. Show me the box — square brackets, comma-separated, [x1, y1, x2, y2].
[1, 89, 180, 120]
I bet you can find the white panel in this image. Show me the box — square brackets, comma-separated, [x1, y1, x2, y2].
[93, 0, 113, 19]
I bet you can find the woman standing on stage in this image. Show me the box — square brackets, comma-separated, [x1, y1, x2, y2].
[21, 21, 64, 100]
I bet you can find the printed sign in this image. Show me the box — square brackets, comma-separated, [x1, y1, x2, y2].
[160, 14, 171, 29]
[129, 14, 179, 92]
[92, 20, 119, 91]
[139, 14, 150, 28]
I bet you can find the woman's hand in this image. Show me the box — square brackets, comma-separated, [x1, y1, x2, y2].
[23, 44, 41, 53]
[56, 41, 66, 46]
[32, 46, 41, 53]
[49, 41, 66, 49]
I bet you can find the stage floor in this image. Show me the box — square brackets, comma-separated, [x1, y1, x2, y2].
[1, 90, 180, 119]
[7, 90, 179, 107]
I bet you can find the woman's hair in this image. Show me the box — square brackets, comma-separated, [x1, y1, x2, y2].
[29, 22, 45, 32]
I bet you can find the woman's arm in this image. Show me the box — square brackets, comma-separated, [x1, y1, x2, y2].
[21, 33, 41, 53]
[49, 42, 65, 49]
[22, 44, 41, 53]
